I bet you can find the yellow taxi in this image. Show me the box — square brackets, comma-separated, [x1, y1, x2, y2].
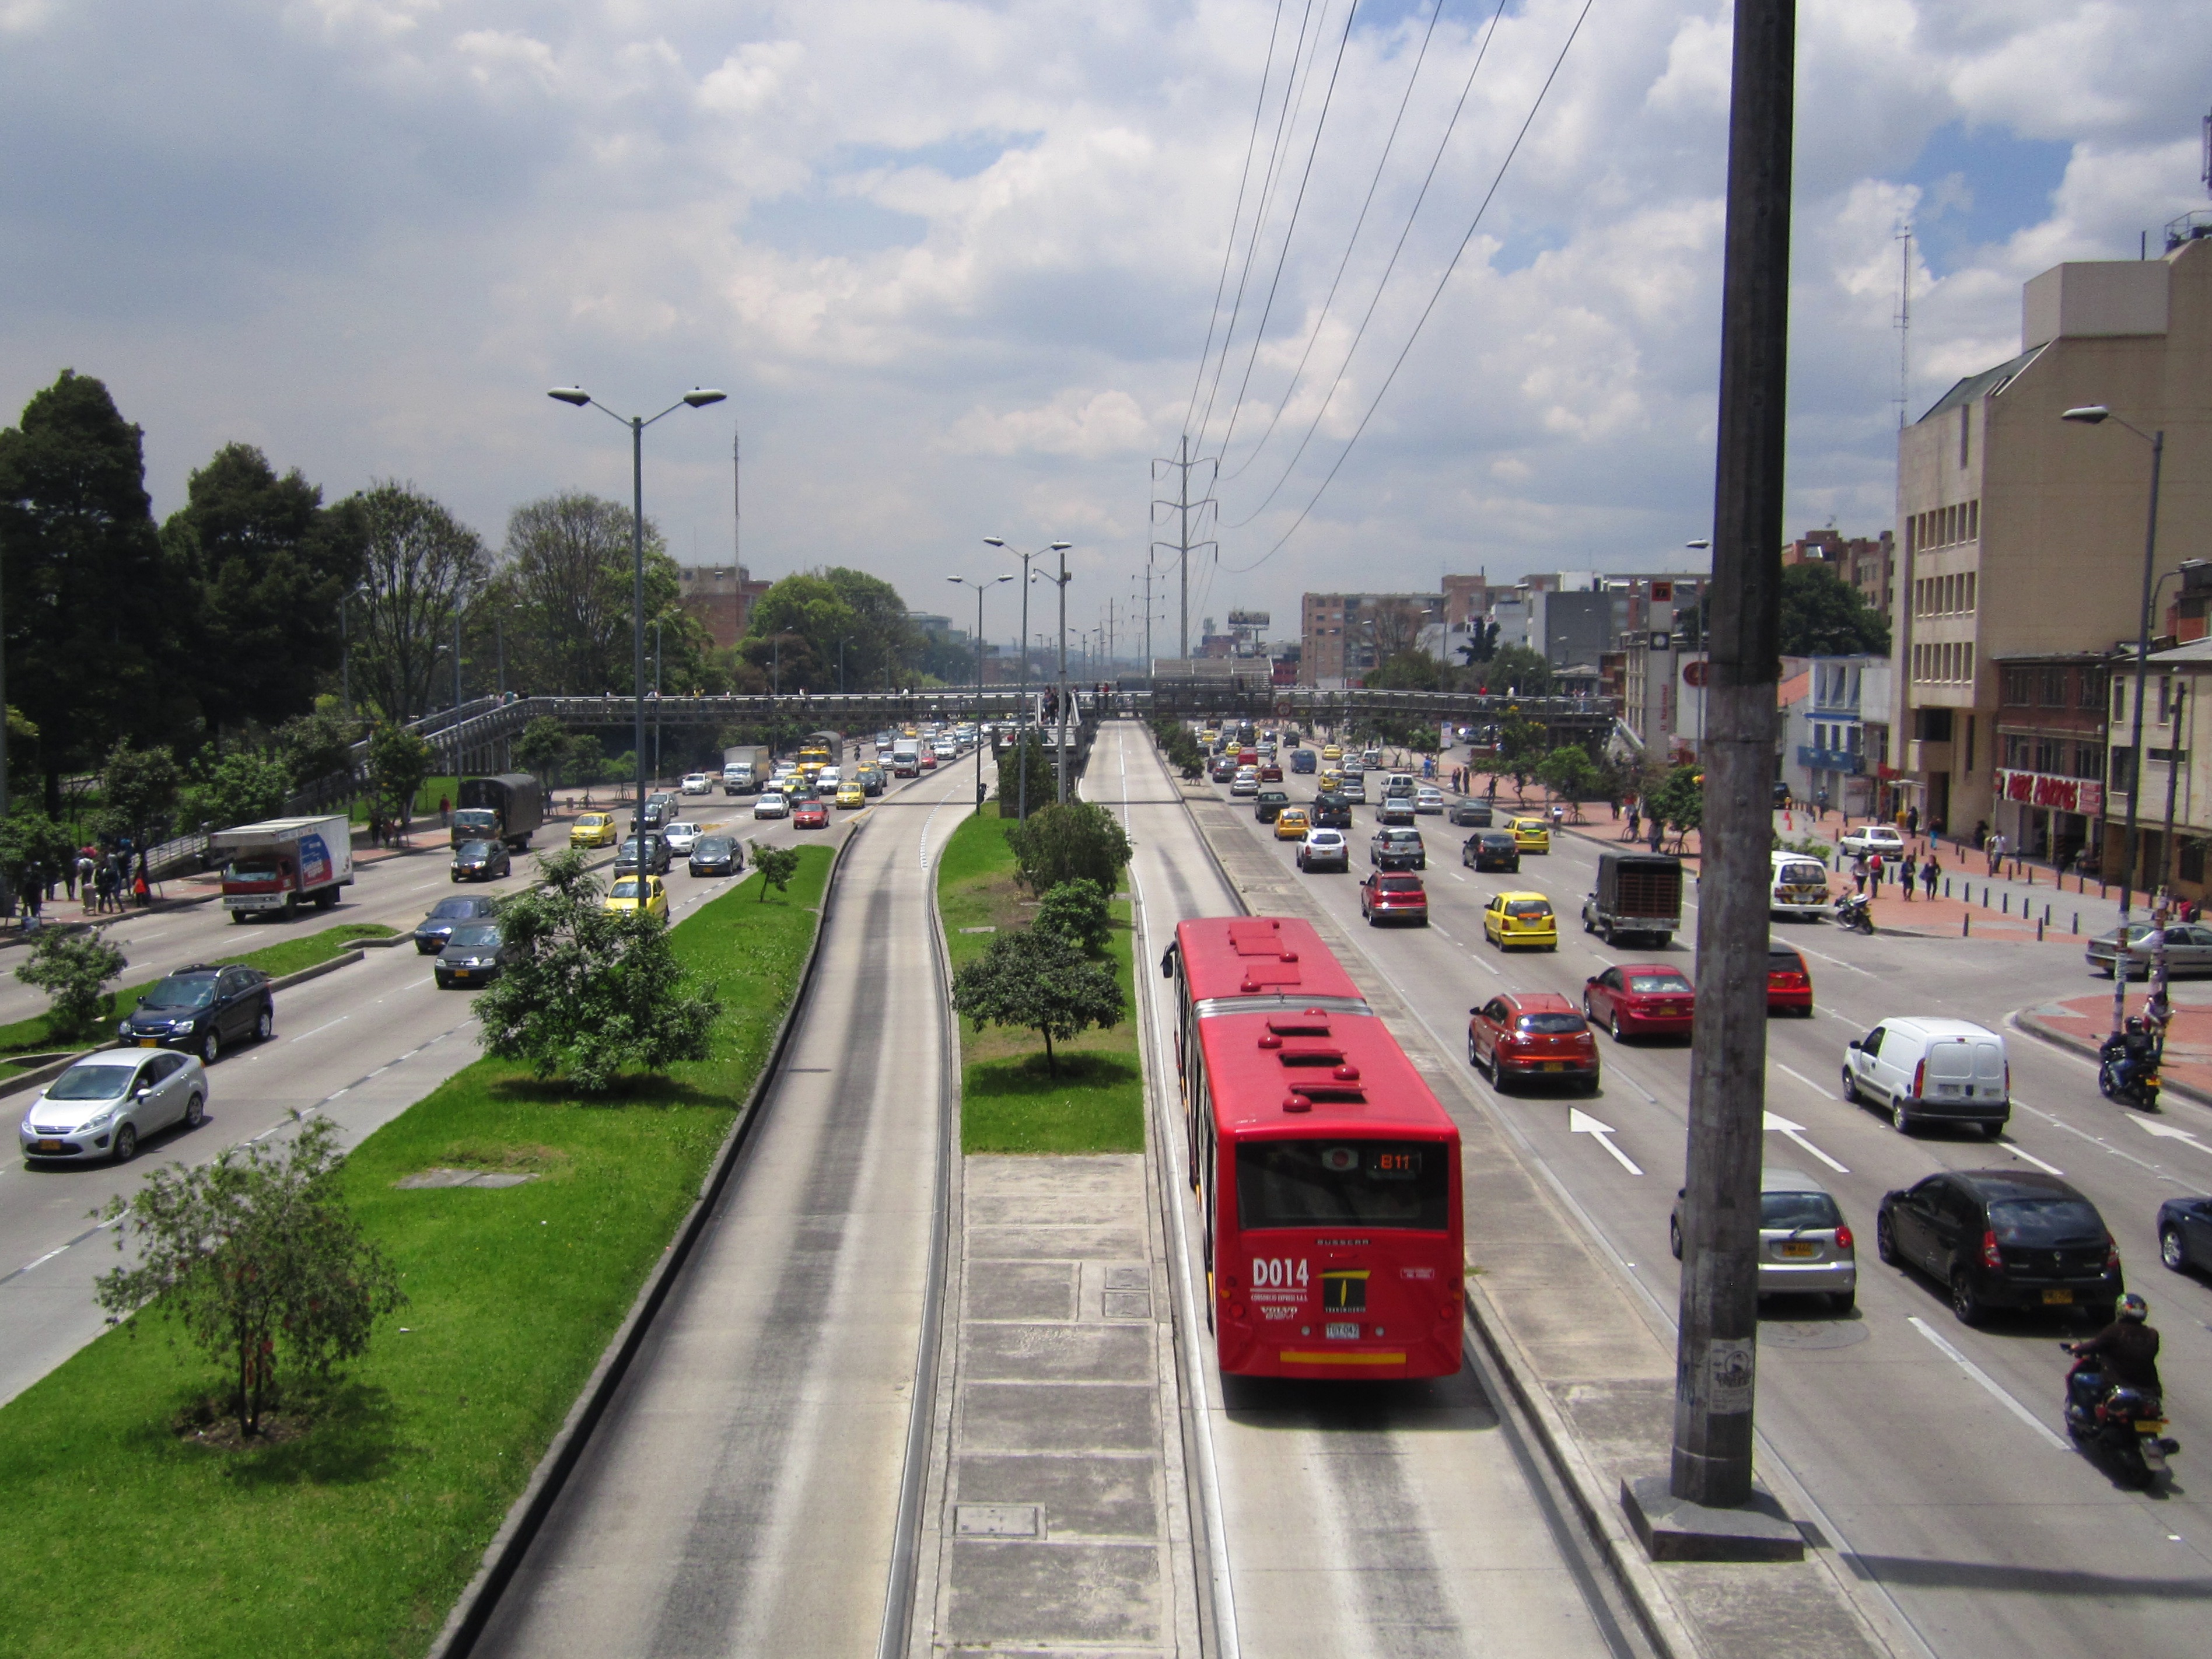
[1318, 769, 1344, 794]
[1482, 891, 1558, 951]
[1273, 805, 1311, 841]
[569, 812, 619, 849]
[1321, 743, 1344, 763]
[1507, 817, 1552, 853]
[902, 724, 921, 738]
[836, 780, 866, 809]
[603, 874, 668, 921]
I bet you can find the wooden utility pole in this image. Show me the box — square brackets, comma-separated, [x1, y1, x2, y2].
[1671, 0, 1794, 1510]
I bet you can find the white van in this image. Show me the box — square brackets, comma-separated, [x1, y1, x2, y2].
[1841, 1018, 2010, 1136]
[1770, 851, 1833, 918]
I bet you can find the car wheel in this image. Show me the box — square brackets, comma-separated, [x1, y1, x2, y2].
[111, 1122, 139, 1162]
[200, 1029, 220, 1066]
[1468, 1034, 1480, 1068]
[1840, 1069, 1861, 1105]
[255, 1006, 274, 1043]
[1611, 1010, 1625, 1042]
[1980, 1121, 2004, 1140]
[1950, 1269, 1983, 1326]
[1829, 1289, 1856, 1314]
[1669, 1216, 1684, 1259]
[184, 1093, 205, 1130]
[2162, 1227, 2189, 1272]
[1893, 1102, 1916, 1135]
[1875, 1213, 1899, 1265]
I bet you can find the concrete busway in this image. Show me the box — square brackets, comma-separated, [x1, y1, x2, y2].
[1182, 733, 2212, 1659]
[1095, 722, 1645, 1659]
[468, 752, 977, 1658]
[0, 740, 957, 1410]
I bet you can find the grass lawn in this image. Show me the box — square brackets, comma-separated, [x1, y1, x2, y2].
[0, 922, 400, 1058]
[937, 813, 1142, 1155]
[0, 847, 831, 1659]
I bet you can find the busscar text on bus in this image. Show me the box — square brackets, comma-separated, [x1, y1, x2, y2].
[1162, 916, 1464, 1380]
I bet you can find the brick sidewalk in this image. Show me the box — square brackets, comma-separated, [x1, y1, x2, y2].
[2017, 988, 2212, 1107]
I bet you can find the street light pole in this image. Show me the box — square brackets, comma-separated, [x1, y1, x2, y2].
[548, 384, 725, 844]
[653, 617, 664, 788]
[986, 538, 1070, 821]
[2062, 406, 2167, 1036]
[950, 575, 1013, 813]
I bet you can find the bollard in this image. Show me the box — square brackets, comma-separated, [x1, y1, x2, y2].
[1963, 914, 1971, 937]
[2027, 864, 2034, 886]
[1983, 886, 1990, 908]
[2044, 904, 2052, 926]
[2074, 912, 2080, 934]
[1944, 878, 1951, 899]
[2038, 916, 2045, 940]
[2003, 893, 2010, 915]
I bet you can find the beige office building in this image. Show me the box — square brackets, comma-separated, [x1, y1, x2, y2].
[1892, 235, 2212, 839]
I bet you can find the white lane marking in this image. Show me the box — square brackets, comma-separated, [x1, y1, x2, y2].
[2016, 1102, 2167, 1177]
[1763, 1111, 1849, 1173]
[2004, 1143, 2067, 1177]
[293, 1016, 352, 1041]
[2134, 1118, 2212, 1157]
[1792, 940, 1875, 977]
[1906, 1317, 2068, 1450]
[1568, 1107, 1643, 1174]
[1773, 1062, 1836, 1101]
[19, 1245, 69, 1273]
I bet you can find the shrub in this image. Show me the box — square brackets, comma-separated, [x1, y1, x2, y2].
[951, 926, 1125, 1076]
[751, 842, 803, 900]
[15, 929, 128, 1040]
[1005, 800, 1131, 893]
[1034, 878, 1112, 956]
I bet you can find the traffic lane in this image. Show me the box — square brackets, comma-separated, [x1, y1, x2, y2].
[470, 759, 968, 1658]
[1202, 780, 2212, 1654]
[1129, 747, 1623, 1659]
[1092, 723, 1242, 923]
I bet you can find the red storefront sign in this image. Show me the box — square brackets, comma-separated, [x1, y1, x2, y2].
[1994, 771, 2102, 816]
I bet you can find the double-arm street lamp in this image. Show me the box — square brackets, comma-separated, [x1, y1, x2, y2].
[1032, 554, 1076, 804]
[950, 575, 1012, 812]
[985, 538, 1071, 819]
[548, 384, 726, 844]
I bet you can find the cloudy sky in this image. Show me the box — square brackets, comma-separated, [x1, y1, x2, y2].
[2, 1, 2204, 654]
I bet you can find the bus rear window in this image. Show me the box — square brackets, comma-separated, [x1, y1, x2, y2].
[1236, 1140, 1451, 1230]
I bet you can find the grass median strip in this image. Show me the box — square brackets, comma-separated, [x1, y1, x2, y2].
[938, 812, 1141, 1155]
[0, 847, 831, 1659]
[0, 922, 399, 1058]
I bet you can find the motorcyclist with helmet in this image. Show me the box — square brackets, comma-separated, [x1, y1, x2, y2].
[2064, 1294, 2172, 1486]
[2068, 1292, 2162, 1396]
[2098, 1016, 2160, 1104]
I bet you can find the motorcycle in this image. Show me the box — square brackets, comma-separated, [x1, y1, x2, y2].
[2097, 1023, 2162, 1110]
[1833, 892, 1875, 935]
[2063, 1344, 2178, 1488]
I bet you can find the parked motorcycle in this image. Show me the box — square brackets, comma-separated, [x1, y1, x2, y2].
[2062, 1343, 2178, 1488]
[2097, 1021, 2162, 1110]
[1833, 892, 1875, 935]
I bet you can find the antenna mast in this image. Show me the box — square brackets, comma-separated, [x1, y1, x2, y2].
[1894, 223, 1913, 430]
[733, 428, 742, 566]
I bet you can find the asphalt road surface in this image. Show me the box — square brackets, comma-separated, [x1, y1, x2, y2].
[1184, 735, 2212, 1659]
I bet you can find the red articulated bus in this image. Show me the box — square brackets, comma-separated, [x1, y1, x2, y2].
[1163, 916, 1463, 1380]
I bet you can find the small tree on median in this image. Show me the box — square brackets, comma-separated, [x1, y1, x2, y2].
[1005, 800, 1131, 893]
[473, 848, 720, 1091]
[16, 929, 128, 1041]
[750, 842, 802, 901]
[1034, 878, 1112, 957]
[92, 1114, 406, 1440]
[951, 926, 1125, 1077]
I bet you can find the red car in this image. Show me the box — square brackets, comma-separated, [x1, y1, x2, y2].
[1582, 963, 1695, 1041]
[792, 799, 830, 829]
[1767, 944, 1814, 1016]
[1467, 992, 1600, 1093]
[919, 750, 939, 770]
[1259, 762, 1283, 782]
[1360, 872, 1429, 926]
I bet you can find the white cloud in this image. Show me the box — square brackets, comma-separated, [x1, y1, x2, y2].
[950, 388, 1154, 459]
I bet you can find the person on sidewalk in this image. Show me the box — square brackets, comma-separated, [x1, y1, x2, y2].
[1905, 804, 1920, 837]
[1986, 831, 2006, 877]
[1815, 787, 1829, 820]
[1898, 853, 1917, 900]
[1922, 852, 1940, 899]
[438, 794, 451, 830]
[1868, 851, 1884, 894]
[1852, 853, 1868, 895]
[1626, 802, 1642, 841]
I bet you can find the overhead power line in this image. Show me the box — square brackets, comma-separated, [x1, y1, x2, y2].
[1223, 0, 1592, 572]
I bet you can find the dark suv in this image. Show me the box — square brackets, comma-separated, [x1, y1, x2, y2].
[1309, 792, 1353, 830]
[1877, 1170, 2123, 1325]
[415, 895, 500, 953]
[1463, 830, 1521, 873]
[118, 964, 274, 1063]
[615, 835, 672, 876]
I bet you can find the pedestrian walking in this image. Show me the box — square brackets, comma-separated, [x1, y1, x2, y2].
[1626, 802, 1642, 840]
[1852, 853, 1868, 895]
[77, 849, 96, 910]
[438, 794, 451, 829]
[1815, 788, 1829, 820]
[1922, 853, 1940, 899]
[1986, 831, 2005, 877]
[1898, 852, 1917, 900]
[94, 860, 116, 914]
[1868, 851, 1884, 894]
[1905, 804, 1920, 837]
[1647, 818, 1664, 854]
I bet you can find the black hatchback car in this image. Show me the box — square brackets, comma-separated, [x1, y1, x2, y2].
[450, 839, 512, 883]
[688, 835, 743, 877]
[118, 963, 274, 1063]
[2158, 1194, 2212, 1275]
[1877, 1170, 2123, 1325]
[415, 895, 501, 953]
[615, 835, 672, 876]
[1463, 830, 1522, 873]
[434, 922, 514, 990]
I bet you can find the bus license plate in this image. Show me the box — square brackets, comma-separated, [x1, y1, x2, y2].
[2043, 1288, 2073, 1305]
[1325, 1322, 1359, 1340]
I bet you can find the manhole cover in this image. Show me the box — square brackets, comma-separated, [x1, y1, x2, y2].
[956, 1504, 1040, 1538]
[1760, 1320, 1870, 1350]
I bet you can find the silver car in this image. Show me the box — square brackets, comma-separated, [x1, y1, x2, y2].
[752, 792, 790, 820]
[2085, 920, 2212, 978]
[19, 1051, 209, 1164]
[1671, 1166, 1857, 1312]
[662, 821, 702, 855]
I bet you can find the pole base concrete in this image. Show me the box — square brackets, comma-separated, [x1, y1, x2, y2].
[1622, 1474, 1805, 1563]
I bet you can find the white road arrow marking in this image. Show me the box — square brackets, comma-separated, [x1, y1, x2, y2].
[1569, 1108, 1643, 1175]
[1763, 1111, 1848, 1173]
[2132, 1118, 2212, 1155]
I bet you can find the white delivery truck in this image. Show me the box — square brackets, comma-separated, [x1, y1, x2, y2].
[890, 741, 922, 778]
[211, 815, 354, 923]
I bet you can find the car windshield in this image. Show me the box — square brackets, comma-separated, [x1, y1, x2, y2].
[1762, 1191, 1845, 1230]
[1988, 1197, 2105, 1246]
[456, 841, 494, 858]
[429, 899, 477, 920]
[611, 880, 645, 899]
[1382, 830, 1419, 843]
[1505, 900, 1551, 918]
[1517, 1013, 1584, 1034]
[1482, 834, 1516, 848]
[1768, 953, 1806, 972]
[447, 925, 502, 949]
[696, 838, 732, 855]
[223, 858, 282, 881]
[1378, 877, 1422, 892]
[1628, 973, 1692, 994]
[1308, 832, 1341, 845]
[1236, 1140, 1451, 1230]
[140, 977, 217, 1010]
[47, 1062, 138, 1101]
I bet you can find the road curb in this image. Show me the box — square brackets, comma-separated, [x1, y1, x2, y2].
[423, 825, 861, 1659]
[265, 949, 367, 992]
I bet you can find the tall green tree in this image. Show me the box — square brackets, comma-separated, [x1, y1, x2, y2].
[347, 482, 488, 721]
[1481, 645, 1555, 696]
[0, 371, 195, 809]
[496, 493, 685, 695]
[1365, 649, 1444, 691]
[1779, 562, 1889, 656]
[740, 567, 918, 692]
[162, 443, 363, 736]
[99, 740, 183, 860]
